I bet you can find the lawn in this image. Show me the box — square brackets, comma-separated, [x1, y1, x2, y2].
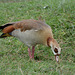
[0, 0, 75, 75]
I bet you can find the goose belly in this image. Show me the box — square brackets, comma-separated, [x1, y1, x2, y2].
[12, 29, 42, 47]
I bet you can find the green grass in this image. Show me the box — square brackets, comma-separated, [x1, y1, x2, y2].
[0, 0, 75, 75]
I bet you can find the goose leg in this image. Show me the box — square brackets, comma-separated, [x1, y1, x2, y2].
[28, 48, 32, 59]
[32, 46, 35, 59]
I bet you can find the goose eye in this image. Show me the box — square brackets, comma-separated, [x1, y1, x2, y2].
[54, 48, 58, 53]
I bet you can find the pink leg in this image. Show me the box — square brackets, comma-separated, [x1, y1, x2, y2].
[32, 46, 35, 59]
[28, 48, 32, 59]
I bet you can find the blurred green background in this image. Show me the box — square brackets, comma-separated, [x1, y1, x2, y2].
[0, 0, 75, 75]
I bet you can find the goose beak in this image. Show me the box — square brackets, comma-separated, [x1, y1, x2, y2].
[55, 54, 60, 62]
[55, 55, 59, 62]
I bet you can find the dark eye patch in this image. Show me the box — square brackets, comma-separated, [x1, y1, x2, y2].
[54, 48, 58, 53]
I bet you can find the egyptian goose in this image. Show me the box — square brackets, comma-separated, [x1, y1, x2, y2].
[0, 19, 61, 62]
